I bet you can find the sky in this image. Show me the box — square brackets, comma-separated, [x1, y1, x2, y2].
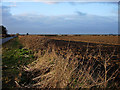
[2, 0, 120, 2]
[0, 0, 119, 34]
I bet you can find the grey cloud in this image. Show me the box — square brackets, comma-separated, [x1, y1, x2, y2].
[69, 2, 118, 6]
[76, 11, 87, 16]
[2, 6, 12, 17]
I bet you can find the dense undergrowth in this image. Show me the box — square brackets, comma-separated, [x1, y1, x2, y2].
[18, 36, 120, 88]
[2, 38, 35, 88]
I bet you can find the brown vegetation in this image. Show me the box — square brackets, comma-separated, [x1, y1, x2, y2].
[18, 35, 120, 88]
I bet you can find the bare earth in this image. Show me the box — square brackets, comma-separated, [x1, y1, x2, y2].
[45, 35, 120, 45]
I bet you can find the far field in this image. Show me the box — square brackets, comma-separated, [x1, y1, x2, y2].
[45, 35, 120, 45]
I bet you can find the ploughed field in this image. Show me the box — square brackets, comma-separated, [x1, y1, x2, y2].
[17, 35, 120, 88]
[45, 35, 120, 45]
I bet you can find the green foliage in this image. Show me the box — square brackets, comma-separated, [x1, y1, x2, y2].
[2, 38, 35, 88]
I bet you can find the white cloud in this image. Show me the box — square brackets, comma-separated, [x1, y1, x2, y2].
[9, 2, 17, 7]
[2, 0, 120, 2]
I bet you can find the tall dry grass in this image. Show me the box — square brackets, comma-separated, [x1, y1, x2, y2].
[17, 42, 120, 88]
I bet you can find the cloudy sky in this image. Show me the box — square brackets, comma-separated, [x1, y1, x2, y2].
[0, 0, 119, 34]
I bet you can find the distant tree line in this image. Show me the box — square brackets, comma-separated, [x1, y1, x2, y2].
[0, 25, 9, 37]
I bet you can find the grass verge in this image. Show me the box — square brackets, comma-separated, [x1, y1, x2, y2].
[2, 37, 35, 88]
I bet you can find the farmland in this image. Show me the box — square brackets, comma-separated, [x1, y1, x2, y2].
[45, 35, 119, 45]
[2, 35, 120, 88]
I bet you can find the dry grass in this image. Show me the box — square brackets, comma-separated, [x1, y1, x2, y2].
[18, 35, 120, 88]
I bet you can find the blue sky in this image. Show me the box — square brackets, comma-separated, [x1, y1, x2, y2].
[1, 2, 118, 34]
[4, 2, 117, 16]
